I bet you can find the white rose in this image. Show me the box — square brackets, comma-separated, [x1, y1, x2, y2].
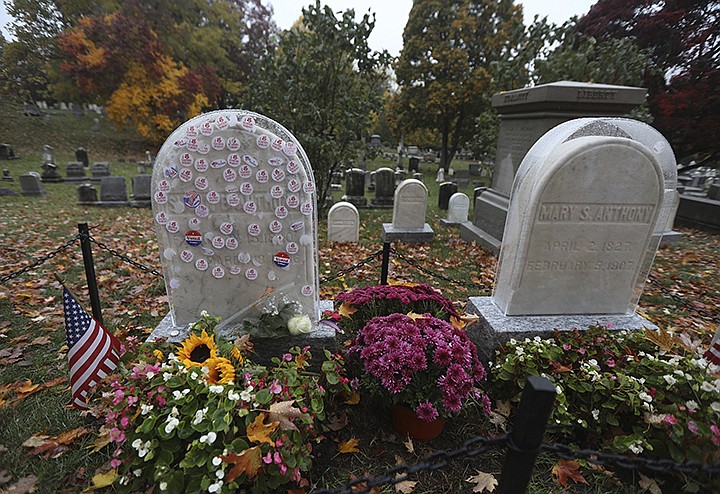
[288, 314, 313, 335]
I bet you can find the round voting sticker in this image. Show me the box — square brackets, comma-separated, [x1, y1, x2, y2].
[228, 153, 241, 167]
[184, 191, 201, 208]
[245, 268, 258, 280]
[166, 221, 180, 234]
[212, 266, 225, 279]
[206, 190, 220, 204]
[256, 134, 270, 149]
[180, 250, 194, 263]
[301, 285, 314, 296]
[185, 230, 202, 246]
[195, 158, 209, 172]
[273, 251, 290, 268]
[243, 200, 257, 214]
[195, 258, 209, 271]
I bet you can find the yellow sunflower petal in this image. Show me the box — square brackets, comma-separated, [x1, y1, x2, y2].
[177, 330, 218, 368]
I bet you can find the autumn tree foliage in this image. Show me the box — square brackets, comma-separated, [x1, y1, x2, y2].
[248, 1, 391, 210]
[393, 0, 525, 171]
[577, 0, 720, 161]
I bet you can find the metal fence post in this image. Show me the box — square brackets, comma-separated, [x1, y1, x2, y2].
[380, 242, 391, 285]
[497, 375, 557, 494]
[77, 223, 103, 325]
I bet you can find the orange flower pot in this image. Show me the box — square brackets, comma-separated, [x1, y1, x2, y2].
[391, 404, 446, 441]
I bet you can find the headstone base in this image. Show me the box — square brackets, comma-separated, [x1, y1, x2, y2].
[128, 200, 152, 208]
[459, 222, 501, 253]
[90, 201, 129, 207]
[440, 219, 471, 227]
[40, 174, 63, 183]
[382, 223, 434, 243]
[148, 301, 337, 365]
[341, 195, 367, 208]
[370, 198, 394, 208]
[660, 231, 683, 245]
[466, 296, 659, 363]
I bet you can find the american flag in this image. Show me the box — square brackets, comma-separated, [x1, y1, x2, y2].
[63, 287, 120, 409]
[704, 325, 720, 366]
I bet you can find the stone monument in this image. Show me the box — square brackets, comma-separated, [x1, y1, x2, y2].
[75, 147, 89, 168]
[341, 168, 367, 208]
[20, 173, 47, 197]
[129, 175, 152, 208]
[382, 179, 433, 243]
[370, 167, 395, 208]
[77, 183, 98, 205]
[65, 162, 87, 182]
[441, 192, 470, 225]
[467, 118, 676, 361]
[148, 110, 323, 346]
[461, 81, 648, 253]
[98, 176, 128, 205]
[327, 202, 360, 242]
[438, 182, 458, 210]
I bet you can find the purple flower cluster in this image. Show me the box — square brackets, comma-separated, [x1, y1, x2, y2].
[351, 313, 487, 420]
[335, 284, 460, 319]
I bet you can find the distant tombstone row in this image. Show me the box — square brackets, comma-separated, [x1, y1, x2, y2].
[75, 175, 151, 207]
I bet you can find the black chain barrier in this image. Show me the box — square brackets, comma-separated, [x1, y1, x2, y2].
[319, 249, 384, 285]
[647, 276, 720, 324]
[390, 247, 493, 293]
[83, 233, 164, 278]
[0, 234, 81, 285]
[311, 435, 509, 494]
[541, 442, 720, 476]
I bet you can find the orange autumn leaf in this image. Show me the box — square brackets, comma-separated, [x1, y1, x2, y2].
[268, 400, 305, 432]
[343, 391, 361, 405]
[406, 312, 425, 321]
[294, 353, 310, 369]
[16, 381, 40, 395]
[643, 326, 676, 352]
[450, 315, 466, 330]
[221, 446, 263, 483]
[338, 438, 360, 453]
[247, 413, 278, 446]
[338, 303, 357, 318]
[551, 459, 588, 488]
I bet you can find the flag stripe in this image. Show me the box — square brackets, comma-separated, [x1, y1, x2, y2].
[705, 342, 720, 365]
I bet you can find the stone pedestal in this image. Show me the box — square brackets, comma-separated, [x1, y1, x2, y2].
[461, 81, 647, 253]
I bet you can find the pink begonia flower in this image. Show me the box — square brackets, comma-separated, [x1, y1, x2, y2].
[108, 428, 125, 443]
[563, 344, 572, 351]
[291, 467, 302, 483]
[269, 380, 282, 394]
[105, 411, 119, 424]
[688, 421, 699, 435]
[262, 452, 273, 464]
[127, 395, 138, 406]
[578, 348, 586, 355]
[663, 414, 678, 425]
[711, 425, 720, 446]
[120, 415, 130, 428]
[112, 389, 125, 405]
[110, 459, 122, 469]
[282, 353, 292, 362]
[273, 452, 283, 464]
[605, 358, 616, 368]
[276, 437, 284, 447]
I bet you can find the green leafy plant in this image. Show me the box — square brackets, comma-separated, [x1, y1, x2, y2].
[492, 326, 720, 465]
[94, 313, 350, 493]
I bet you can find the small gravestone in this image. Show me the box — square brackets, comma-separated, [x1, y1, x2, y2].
[149, 110, 323, 347]
[65, 162, 87, 182]
[77, 183, 98, 205]
[327, 201, 360, 242]
[0, 144, 18, 160]
[438, 182, 458, 210]
[129, 175, 152, 207]
[97, 176, 128, 205]
[442, 192, 470, 225]
[92, 118, 100, 132]
[368, 171, 376, 192]
[436, 168, 445, 183]
[24, 103, 41, 116]
[92, 162, 111, 178]
[394, 169, 407, 185]
[469, 163, 481, 176]
[370, 167, 395, 208]
[369, 134, 382, 147]
[408, 157, 420, 173]
[413, 172, 423, 182]
[342, 168, 367, 208]
[0, 188, 17, 196]
[2, 169, 12, 181]
[330, 171, 343, 190]
[71, 102, 83, 117]
[59, 102, 68, 111]
[75, 148, 89, 167]
[466, 118, 674, 360]
[41, 145, 63, 182]
[382, 179, 433, 243]
[42, 145, 55, 165]
[20, 173, 47, 197]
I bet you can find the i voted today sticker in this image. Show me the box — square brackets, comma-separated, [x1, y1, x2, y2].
[185, 230, 202, 246]
[273, 251, 290, 268]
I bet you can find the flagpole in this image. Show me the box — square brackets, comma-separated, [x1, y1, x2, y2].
[53, 273, 82, 304]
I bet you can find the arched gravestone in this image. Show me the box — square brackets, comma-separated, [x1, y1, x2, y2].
[493, 119, 673, 316]
[151, 110, 320, 335]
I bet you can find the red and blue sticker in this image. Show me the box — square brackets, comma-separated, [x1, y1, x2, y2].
[183, 190, 201, 209]
[185, 230, 202, 247]
[273, 251, 290, 268]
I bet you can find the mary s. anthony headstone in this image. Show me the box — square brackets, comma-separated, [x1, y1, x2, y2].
[382, 179, 433, 243]
[467, 118, 675, 361]
[461, 81, 647, 252]
[149, 110, 322, 346]
[327, 202, 360, 242]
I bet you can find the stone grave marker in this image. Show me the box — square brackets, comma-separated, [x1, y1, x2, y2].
[382, 179, 433, 243]
[92, 162, 111, 179]
[413, 172, 423, 182]
[65, 162, 87, 182]
[342, 168, 367, 208]
[408, 157, 420, 173]
[76, 148, 89, 167]
[370, 167, 395, 208]
[368, 171, 376, 192]
[394, 169, 407, 185]
[77, 183, 97, 205]
[20, 173, 47, 197]
[2, 169, 13, 181]
[327, 201, 360, 242]
[1, 144, 18, 160]
[436, 168, 445, 183]
[467, 118, 674, 361]
[71, 102, 83, 117]
[369, 134, 382, 147]
[98, 176, 128, 205]
[92, 118, 100, 132]
[149, 110, 321, 340]
[441, 192, 470, 225]
[130, 175, 152, 208]
[438, 182, 458, 210]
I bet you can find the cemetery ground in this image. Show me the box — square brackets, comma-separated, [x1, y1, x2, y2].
[0, 147, 718, 493]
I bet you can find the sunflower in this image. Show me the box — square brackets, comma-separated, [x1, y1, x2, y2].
[205, 357, 236, 385]
[230, 346, 245, 366]
[177, 330, 218, 368]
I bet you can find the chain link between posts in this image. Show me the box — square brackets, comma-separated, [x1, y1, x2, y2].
[319, 249, 385, 284]
[0, 234, 82, 285]
[647, 276, 720, 324]
[83, 233, 164, 278]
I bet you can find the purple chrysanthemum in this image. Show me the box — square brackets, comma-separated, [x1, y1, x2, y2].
[415, 400, 440, 422]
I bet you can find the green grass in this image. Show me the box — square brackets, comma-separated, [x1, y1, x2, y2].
[0, 96, 718, 493]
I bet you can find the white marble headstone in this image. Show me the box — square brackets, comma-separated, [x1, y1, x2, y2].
[327, 202, 360, 242]
[392, 179, 428, 230]
[447, 193, 470, 222]
[151, 110, 319, 330]
[493, 131, 666, 316]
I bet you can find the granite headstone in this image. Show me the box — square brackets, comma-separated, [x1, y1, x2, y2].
[327, 201, 360, 242]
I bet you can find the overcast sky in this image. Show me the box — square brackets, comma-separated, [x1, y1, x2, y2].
[1, 0, 596, 56]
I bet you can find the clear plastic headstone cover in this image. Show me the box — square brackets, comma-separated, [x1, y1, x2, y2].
[151, 110, 320, 331]
[493, 118, 677, 316]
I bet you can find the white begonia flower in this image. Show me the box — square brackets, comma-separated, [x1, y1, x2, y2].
[515, 347, 524, 356]
[193, 407, 208, 425]
[711, 402, 720, 413]
[212, 456, 223, 466]
[228, 390, 240, 401]
[146, 371, 156, 379]
[664, 375, 677, 386]
[190, 371, 200, 380]
[628, 441, 644, 454]
[555, 385, 563, 395]
[588, 359, 598, 367]
[201, 310, 210, 317]
[509, 338, 517, 345]
[639, 392, 653, 403]
[240, 389, 252, 402]
[133, 469, 142, 477]
[163, 372, 173, 382]
[288, 314, 313, 335]
[592, 409, 600, 420]
[209, 385, 224, 394]
[216, 469, 225, 479]
[173, 390, 184, 400]
[141, 404, 154, 415]
[702, 381, 714, 392]
[208, 480, 223, 493]
[159, 482, 168, 491]
[686, 400, 699, 411]
[168, 353, 179, 362]
[165, 417, 180, 434]
[533, 336, 542, 342]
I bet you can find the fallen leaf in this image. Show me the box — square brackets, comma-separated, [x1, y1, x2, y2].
[21, 434, 51, 449]
[450, 315, 466, 330]
[91, 470, 117, 488]
[338, 303, 357, 318]
[260, 286, 276, 298]
[638, 473, 662, 494]
[233, 334, 254, 355]
[394, 477, 417, 493]
[643, 326, 676, 352]
[268, 400, 304, 431]
[29, 336, 52, 346]
[465, 470, 497, 493]
[403, 437, 414, 454]
[0, 469, 11, 485]
[551, 459, 588, 488]
[487, 400, 510, 431]
[0, 475, 37, 494]
[343, 391, 360, 405]
[406, 312, 425, 321]
[338, 438, 360, 453]
[246, 413, 278, 446]
[221, 446, 262, 482]
[326, 412, 348, 432]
